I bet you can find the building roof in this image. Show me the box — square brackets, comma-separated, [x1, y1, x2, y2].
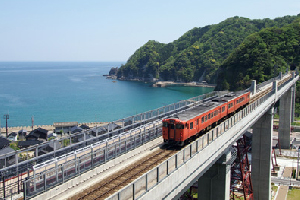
[0, 147, 14, 158]
[53, 122, 78, 128]
[0, 137, 10, 149]
[18, 129, 27, 133]
[18, 140, 43, 148]
[26, 128, 49, 140]
[8, 132, 17, 137]
[80, 124, 90, 129]
[70, 126, 83, 133]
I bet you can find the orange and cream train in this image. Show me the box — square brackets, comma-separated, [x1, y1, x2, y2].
[162, 91, 250, 146]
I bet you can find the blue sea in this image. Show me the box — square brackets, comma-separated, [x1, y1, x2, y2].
[0, 62, 214, 127]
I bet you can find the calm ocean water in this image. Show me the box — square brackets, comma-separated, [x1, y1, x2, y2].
[0, 62, 214, 127]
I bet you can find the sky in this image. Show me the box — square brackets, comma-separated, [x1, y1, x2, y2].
[0, 0, 299, 62]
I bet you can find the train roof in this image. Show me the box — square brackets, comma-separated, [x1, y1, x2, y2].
[211, 91, 246, 102]
[174, 101, 222, 121]
[171, 91, 247, 122]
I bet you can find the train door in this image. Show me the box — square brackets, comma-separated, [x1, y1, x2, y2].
[168, 122, 175, 140]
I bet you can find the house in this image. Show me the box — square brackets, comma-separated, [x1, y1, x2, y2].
[0, 147, 15, 168]
[18, 129, 27, 140]
[7, 132, 18, 141]
[0, 136, 15, 168]
[53, 122, 78, 134]
[91, 126, 107, 137]
[0, 136, 10, 150]
[108, 122, 121, 131]
[26, 128, 49, 141]
[70, 126, 83, 134]
[80, 124, 90, 130]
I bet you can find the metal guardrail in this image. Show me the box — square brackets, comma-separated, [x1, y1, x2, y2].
[22, 120, 162, 199]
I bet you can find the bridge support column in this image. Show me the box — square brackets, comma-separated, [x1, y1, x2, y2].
[279, 88, 292, 149]
[252, 107, 273, 200]
[250, 80, 256, 95]
[291, 84, 296, 122]
[198, 150, 231, 200]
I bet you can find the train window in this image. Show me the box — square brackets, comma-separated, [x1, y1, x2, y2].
[170, 124, 174, 129]
[208, 114, 210, 119]
[163, 122, 168, 127]
[202, 117, 204, 123]
[211, 113, 213, 118]
[190, 122, 193, 129]
[176, 124, 184, 129]
[228, 104, 231, 109]
[205, 115, 207, 121]
[222, 106, 225, 112]
[197, 119, 199, 125]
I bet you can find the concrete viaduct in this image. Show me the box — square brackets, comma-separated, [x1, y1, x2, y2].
[139, 73, 298, 200]
[19, 71, 298, 200]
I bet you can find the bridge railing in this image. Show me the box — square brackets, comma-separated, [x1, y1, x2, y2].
[107, 74, 296, 200]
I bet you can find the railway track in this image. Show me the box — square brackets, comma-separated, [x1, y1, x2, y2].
[250, 74, 292, 103]
[68, 74, 293, 200]
[69, 147, 178, 200]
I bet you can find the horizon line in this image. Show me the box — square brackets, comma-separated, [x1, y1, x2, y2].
[0, 60, 126, 63]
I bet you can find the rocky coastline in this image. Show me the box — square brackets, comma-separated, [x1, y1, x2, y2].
[106, 67, 216, 88]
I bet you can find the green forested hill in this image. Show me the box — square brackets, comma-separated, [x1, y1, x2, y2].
[116, 14, 299, 83]
[215, 18, 300, 91]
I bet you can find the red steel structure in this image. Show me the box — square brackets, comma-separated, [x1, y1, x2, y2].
[230, 135, 253, 200]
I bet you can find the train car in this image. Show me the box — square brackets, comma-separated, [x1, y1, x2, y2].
[162, 91, 250, 146]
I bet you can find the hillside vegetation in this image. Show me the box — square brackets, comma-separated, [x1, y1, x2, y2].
[116, 15, 299, 83]
[216, 18, 300, 91]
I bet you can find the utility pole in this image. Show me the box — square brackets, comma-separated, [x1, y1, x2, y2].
[31, 116, 34, 131]
[3, 114, 9, 138]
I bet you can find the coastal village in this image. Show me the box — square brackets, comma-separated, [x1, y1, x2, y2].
[0, 121, 108, 168]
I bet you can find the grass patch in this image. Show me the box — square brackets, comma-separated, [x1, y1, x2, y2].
[291, 121, 300, 126]
[272, 185, 278, 193]
[287, 187, 300, 200]
[272, 184, 278, 200]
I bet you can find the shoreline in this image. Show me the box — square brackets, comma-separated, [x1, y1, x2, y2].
[152, 81, 216, 88]
[0, 122, 107, 135]
[114, 77, 216, 88]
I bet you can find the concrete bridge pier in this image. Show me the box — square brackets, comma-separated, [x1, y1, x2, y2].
[252, 107, 274, 200]
[278, 87, 292, 149]
[197, 150, 231, 200]
[291, 83, 296, 122]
